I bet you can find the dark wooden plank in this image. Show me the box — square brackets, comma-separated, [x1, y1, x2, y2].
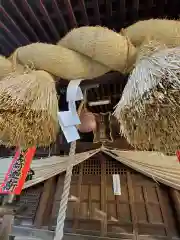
[155, 186, 172, 239]
[11, 226, 54, 240]
[79, 0, 89, 25]
[105, 0, 112, 24]
[52, 0, 68, 34]
[115, 194, 121, 221]
[73, 162, 83, 231]
[169, 188, 180, 229]
[56, 72, 127, 88]
[104, 138, 134, 150]
[43, 177, 57, 226]
[0, 141, 101, 158]
[65, 232, 133, 239]
[11, 226, 135, 239]
[34, 177, 56, 228]
[139, 236, 179, 240]
[126, 171, 138, 240]
[88, 183, 92, 219]
[142, 187, 152, 223]
[100, 154, 107, 236]
[92, 0, 101, 24]
[119, 0, 126, 27]
[48, 174, 65, 230]
[132, 0, 139, 21]
[64, 0, 78, 27]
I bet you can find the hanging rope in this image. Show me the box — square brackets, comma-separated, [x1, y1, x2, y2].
[54, 140, 76, 240]
[54, 91, 86, 240]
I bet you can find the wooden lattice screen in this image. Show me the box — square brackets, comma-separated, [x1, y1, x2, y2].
[49, 153, 180, 239]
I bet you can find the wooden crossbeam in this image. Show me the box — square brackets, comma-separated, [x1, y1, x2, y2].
[0, 204, 27, 217]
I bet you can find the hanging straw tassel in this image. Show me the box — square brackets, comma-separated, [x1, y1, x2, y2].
[114, 44, 180, 155]
[0, 70, 59, 147]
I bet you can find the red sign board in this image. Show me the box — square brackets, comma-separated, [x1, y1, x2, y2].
[0, 147, 36, 195]
[176, 150, 180, 163]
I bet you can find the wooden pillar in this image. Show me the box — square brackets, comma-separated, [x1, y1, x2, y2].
[100, 153, 107, 236]
[169, 188, 180, 226]
[34, 177, 57, 228]
[127, 171, 138, 240]
[0, 215, 14, 240]
[155, 186, 172, 238]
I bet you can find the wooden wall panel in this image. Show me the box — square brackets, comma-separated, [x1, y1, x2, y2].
[15, 184, 43, 224]
[44, 153, 180, 239]
[34, 177, 57, 228]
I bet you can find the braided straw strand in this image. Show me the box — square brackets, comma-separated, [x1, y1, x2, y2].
[54, 141, 76, 240]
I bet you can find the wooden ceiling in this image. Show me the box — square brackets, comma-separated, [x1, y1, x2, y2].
[1, 0, 180, 57]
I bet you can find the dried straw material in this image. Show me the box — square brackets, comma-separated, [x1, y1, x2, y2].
[104, 148, 180, 190]
[12, 26, 137, 80]
[0, 56, 13, 79]
[59, 26, 137, 73]
[114, 46, 180, 155]
[1, 147, 180, 190]
[136, 38, 167, 61]
[0, 149, 100, 189]
[0, 55, 24, 79]
[124, 19, 180, 48]
[15, 43, 109, 80]
[0, 70, 59, 147]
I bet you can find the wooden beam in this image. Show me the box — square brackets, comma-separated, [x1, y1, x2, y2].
[11, 226, 54, 240]
[56, 72, 127, 87]
[11, 226, 134, 240]
[34, 177, 57, 228]
[0, 138, 133, 160]
[56, 138, 133, 154]
[126, 171, 138, 240]
[11, 226, 178, 240]
[169, 188, 180, 227]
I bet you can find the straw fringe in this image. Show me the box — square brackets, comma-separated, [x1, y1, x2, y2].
[0, 149, 101, 189]
[1, 147, 180, 190]
[0, 70, 59, 147]
[103, 148, 180, 190]
[114, 45, 180, 154]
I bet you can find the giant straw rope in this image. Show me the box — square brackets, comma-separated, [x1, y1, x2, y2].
[11, 26, 137, 79]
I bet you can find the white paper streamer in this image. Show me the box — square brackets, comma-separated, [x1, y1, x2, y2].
[58, 79, 84, 143]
